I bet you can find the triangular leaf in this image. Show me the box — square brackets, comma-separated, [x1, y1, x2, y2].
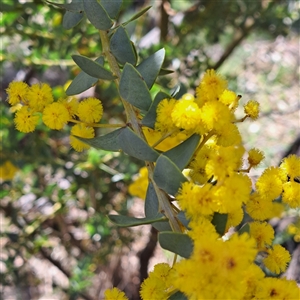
[159, 232, 193, 258]
[159, 68, 174, 76]
[46, 0, 83, 12]
[119, 63, 152, 111]
[75, 128, 123, 151]
[153, 155, 187, 196]
[141, 91, 170, 128]
[66, 56, 104, 95]
[76, 127, 159, 162]
[137, 49, 165, 89]
[108, 214, 168, 227]
[164, 134, 200, 170]
[101, 0, 122, 19]
[118, 127, 159, 161]
[145, 182, 172, 231]
[72, 54, 116, 80]
[238, 223, 250, 235]
[177, 211, 190, 229]
[211, 212, 228, 236]
[110, 26, 137, 65]
[63, 11, 84, 29]
[83, 0, 113, 30]
[122, 6, 152, 26]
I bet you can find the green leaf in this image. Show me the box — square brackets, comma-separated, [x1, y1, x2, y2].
[110, 26, 137, 65]
[118, 127, 159, 161]
[164, 134, 200, 170]
[169, 291, 188, 300]
[145, 182, 172, 231]
[136, 49, 165, 89]
[76, 128, 123, 152]
[153, 155, 187, 196]
[83, 0, 113, 30]
[122, 6, 152, 26]
[101, 0, 122, 19]
[177, 211, 190, 229]
[108, 214, 168, 227]
[66, 57, 104, 95]
[63, 11, 84, 30]
[46, 0, 83, 12]
[238, 223, 250, 235]
[72, 55, 116, 80]
[76, 127, 159, 162]
[211, 212, 228, 236]
[119, 63, 152, 111]
[141, 91, 170, 128]
[159, 232, 193, 258]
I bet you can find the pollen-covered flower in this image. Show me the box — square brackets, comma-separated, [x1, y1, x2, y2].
[104, 287, 128, 300]
[246, 192, 274, 221]
[225, 207, 244, 230]
[6, 81, 29, 105]
[0, 161, 19, 181]
[177, 182, 217, 217]
[58, 97, 79, 118]
[77, 97, 103, 123]
[255, 277, 300, 300]
[280, 154, 300, 181]
[155, 98, 177, 133]
[200, 101, 233, 131]
[196, 69, 227, 105]
[27, 83, 54, 112]
[140, 263, 173, 300]
[70, 124, 95, 152]
[248, 148, 265, 167]
[263, 244, 291, 274]
[42, 102, 70, 130]
[249, 221, 274, 251]
[244, 100, 260, 120]
[256, 167, 286, 200]
[14, 106, 40, 133]
[215, 123, 242, 147]
[282, 181, 300, 208]
[219, 89, 239, 110]
[171, 100, 201, 131]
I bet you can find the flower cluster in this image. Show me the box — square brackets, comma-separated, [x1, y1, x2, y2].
[126, 69, 300, 299]
[6, 81, 104, 152]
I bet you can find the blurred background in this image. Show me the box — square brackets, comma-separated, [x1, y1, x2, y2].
[1, 0, 299, 299]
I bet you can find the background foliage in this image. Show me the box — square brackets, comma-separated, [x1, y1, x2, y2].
[1, 0, 299, 299]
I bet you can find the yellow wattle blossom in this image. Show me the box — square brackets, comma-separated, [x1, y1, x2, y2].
[42, 102, 70, 130]
[77, 97, 103, 123]
[0, 161, 19, 181]
[6, 81, 29, 105]
[242, 263, 265, 299]
[27, 82, 54, 112]
[140, 263, 173, 300]
[177, 182, 217, 217]
[249, 221, 274, 251]
[248, 148, 265, 167]
[246, 192, 274, 221]
[280, 154, 300, 181]
[195, 69, 228, 105]
[14, 106, 40, 133]
[225, 207, 244, 230]
[128, 166, 148, 200]
[255, 277, 300, 299]
[104, 287, 128, 300]
[219, 89, 239, 110]
[244, 100, 260, 120]
[215, 123, 242, 147]
[58, 97, 79, 117]
[263, 244, 291, 274]
[282, 181, 300, 208]
[255, 167, 286, 201]
[70, 124, 95, 152]
[155, 98, 177, 133]
[171, 100, 201, 131]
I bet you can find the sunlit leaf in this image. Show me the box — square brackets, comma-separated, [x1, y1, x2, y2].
[159, 232, 193, 258]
